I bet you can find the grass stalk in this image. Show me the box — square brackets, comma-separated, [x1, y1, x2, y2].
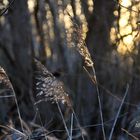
[71, 108, 85, 140]
[70, 113, 74, 140]
[91, 66, 106, 140]
[11, 85, 24, 132]
[108, 84, 129, 140]
[56, 101, 70, 139]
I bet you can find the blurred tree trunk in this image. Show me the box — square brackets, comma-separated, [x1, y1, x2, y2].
[47, 0, 69, 71]
[85, 0, 116, 62]
[9, 0, 34, 116]
[85, 0, 116, 82]
[34, 0, 46, 63]
[130, 43, 140, 103]
[0, 0, 34, 119]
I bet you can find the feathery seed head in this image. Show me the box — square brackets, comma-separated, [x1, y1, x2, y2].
[34, 59, 72, 107]
[0, 66, 12, 89]
[73, 22, 94, 67]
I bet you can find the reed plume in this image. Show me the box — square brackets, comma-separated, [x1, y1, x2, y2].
[0, 66, 13, 90]
[67, 12, 93, 67]
[72, 20, 106, 140]
[76, 25, 94, 67]
[34, 59, 71, 107]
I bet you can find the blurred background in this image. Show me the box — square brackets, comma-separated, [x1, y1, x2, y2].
[0, 0, 140, 139]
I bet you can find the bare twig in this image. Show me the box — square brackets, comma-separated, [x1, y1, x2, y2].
[114, 0, 139, 13]
[0, 0, 16, 17]
[0, 95, 14, 98]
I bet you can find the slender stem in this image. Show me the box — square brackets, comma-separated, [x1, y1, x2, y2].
[12, 87, 24, 132]
[109, 84, 129, 140]
[92, 66, 106, 140]
[35, 106, 48, 140]
[70, 113, 74, 140]
[121, 128, 139, 140]
[0, 95, 14, 98]
[71, 108, 85, 140]
[0, 69, 24, 132]
[56, 101, 70, 139]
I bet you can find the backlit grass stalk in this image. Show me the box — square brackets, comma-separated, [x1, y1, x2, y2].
[76, 26, 106, 140]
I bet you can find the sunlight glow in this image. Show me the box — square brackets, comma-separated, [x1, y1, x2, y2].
[121, 0, 131, 7]
[28, 0, 34, 13]
[110, 27, 116, 42]
[88, 0, 94, 13]
[123, 35, 133, 45]
[64, 14, 72, 29]
[114, 10, 118, 16]
[45, 4, 54, 41]
[45, 46, 52, 58]
[115, 0, 139, 55]
[64, 4, 73, 29]
[76, 0, 81, 15]
[3, 0, 8, 5]
[119, 18, 128, 27]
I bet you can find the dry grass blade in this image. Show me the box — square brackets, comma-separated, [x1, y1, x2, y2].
[0, 66, 24, 132]
[0, 125, 27, 140]
[72, 19, 106, 139]
[34, 59, 71, 107]
[121, 128, 139, 140]
[109, 84, 129, 140]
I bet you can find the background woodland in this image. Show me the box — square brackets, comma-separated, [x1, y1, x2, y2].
[0, 0, 140, 139]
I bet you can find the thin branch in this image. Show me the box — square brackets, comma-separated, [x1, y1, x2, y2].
[0, 95, 14, 98]
[0, 0, 16, 17]
[114, 0, 139, 13]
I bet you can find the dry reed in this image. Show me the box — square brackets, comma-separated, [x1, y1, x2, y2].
[34, 59, 71, 108]
[0, 66, 24, 132]
[72, 19, 106, 140]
